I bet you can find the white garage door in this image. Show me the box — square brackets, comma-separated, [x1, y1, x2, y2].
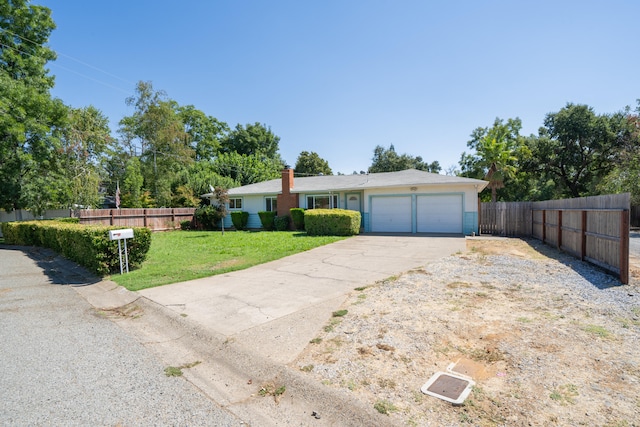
[417, 195, 463, 233]
[371, 196, 412, 232]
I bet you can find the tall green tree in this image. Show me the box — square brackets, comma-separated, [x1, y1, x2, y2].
[221, 122, 281, 159]
[294, 151, 332, 176]
[120, 156, 144, 208]
[118, 81, 194, 206]
[172, 161, 237, 207]
[0, 0, 68, 214]
[177, 105, 229, 161]
[597, 102, 640, 203]
[460, 118, 523, 202]
[526, 104, 624, 198]
[58, 106, 112, 208]
[368, 145, 440, 173]
[212, 152, 283, 186]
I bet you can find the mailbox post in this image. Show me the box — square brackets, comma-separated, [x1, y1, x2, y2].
[108, 228, 134, 274]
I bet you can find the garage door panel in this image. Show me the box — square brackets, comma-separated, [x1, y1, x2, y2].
[417, 195, 462, 233]
[371, 196, 411, 232]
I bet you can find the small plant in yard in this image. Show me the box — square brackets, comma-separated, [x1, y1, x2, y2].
[374, 399, 398, 415]
[300, 364, 314, 372]
[549, 384, 579, 405]
[583, 324, 611, 338]
[332, 309, 348, 317]
[378, 378, 397, 389]
[309, 337, 322, 344]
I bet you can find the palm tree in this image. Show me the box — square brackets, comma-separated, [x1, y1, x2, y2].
[478, 135, 518, 202]
[460, 118, 521, 203]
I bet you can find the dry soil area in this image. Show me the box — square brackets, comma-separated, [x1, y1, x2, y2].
[293, 238, 640, 427]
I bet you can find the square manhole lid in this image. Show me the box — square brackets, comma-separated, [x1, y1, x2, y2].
[421, 372, 475, 405]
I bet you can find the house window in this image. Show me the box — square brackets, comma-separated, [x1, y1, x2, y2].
[228, 198, 242, 210]
[265, 197, 277, 212]
[307, 195, 338, 209]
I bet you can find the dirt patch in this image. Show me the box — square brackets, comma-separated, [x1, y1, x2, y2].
[292, 238, 640, 426]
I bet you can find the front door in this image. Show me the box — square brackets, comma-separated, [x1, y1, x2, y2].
[347, 194, 360, 211]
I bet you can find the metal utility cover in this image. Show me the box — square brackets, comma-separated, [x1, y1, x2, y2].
[421, 372, 475, 405]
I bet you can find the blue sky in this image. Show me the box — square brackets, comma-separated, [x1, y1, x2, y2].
[38, 0, 639, 175]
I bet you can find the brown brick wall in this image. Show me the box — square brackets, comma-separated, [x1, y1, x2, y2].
[276, 168, 298, 221]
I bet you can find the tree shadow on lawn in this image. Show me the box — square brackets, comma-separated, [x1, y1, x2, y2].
[0, 244, 101, 287]
[519, 238, 626, 290]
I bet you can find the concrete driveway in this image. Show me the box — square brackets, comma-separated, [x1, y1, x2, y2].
[138, 234, 465, 364]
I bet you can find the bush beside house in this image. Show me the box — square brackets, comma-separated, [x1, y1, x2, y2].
[258, 211, 276, 230]
[0, 220, 151, 275]
[230, 211, 249, 230]
[194, 205, 225, 230]
[304, 209, 361, 236]
[290, 208, 305, 230]
[274, 215, 290, 231]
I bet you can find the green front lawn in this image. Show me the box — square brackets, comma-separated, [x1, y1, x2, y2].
[111, 230, 347, 291]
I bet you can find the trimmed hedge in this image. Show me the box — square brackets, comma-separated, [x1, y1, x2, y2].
[230, 211, 249, 230]
[290, 208, 305, 230]
[0, 220, 151, 276]
[274, 215, 290, 231]
[258, 211, 276, 230]
[304, 209, 361, 236]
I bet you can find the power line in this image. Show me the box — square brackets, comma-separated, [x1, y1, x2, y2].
[0, 27, 134, 87]
[0, 40, 130, 94]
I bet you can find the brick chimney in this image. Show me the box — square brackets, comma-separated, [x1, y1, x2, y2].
[277, 167, 298, 220]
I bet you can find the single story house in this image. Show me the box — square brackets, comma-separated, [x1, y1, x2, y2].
[204, 168, 488, 235]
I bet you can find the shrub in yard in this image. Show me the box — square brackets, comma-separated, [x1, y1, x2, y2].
[274, 215, 290, 231]
[194, 205, 225, 230]
[305, 209, 360, 236]
[230, 211, 250, 230]
[180, 220, 192, 230]
[258, 211, 276, 231]
[0, 220, 151, 275]
[290, 208, 305, 230]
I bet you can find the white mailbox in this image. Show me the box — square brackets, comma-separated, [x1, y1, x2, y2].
[109, 228, 134, 241]
[108, 228, 134, 274]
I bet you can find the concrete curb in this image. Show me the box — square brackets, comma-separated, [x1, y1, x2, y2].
[75, 282, 396, 426]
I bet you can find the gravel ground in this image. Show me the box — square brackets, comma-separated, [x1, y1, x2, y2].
[293, 238, 640, 426]
[0, 246, 243, 427]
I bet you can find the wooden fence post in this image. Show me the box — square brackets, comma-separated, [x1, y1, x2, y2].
[581, 210, 587, 261]
[557, 210, 563, 250]
[620, 210, 629, 284]
[542, 210, 546, 243]
[110, 209, 115, 226]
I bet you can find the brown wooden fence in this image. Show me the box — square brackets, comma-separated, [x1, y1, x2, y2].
[77, 208, 195, 232]
[480, 194, 630, 284]
[479, 202, 532, 236]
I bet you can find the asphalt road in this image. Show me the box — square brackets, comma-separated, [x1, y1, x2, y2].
[0, 245, 243, 427]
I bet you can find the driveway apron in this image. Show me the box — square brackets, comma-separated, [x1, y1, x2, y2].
[139, 234, 465, 364]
